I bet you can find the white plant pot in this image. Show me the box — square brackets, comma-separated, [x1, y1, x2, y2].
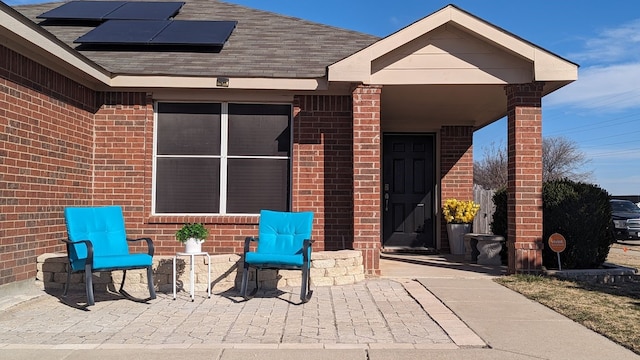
[184, 238, 204, 253]
[446, 223, 471, 255]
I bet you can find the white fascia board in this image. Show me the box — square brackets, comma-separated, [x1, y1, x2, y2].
[109, 75, 329, 91]
[533, 48, 578, 81]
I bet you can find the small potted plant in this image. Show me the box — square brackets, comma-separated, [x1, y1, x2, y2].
[176, 223, 209, 253]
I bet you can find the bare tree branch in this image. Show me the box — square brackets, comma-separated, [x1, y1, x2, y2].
[473, 141, 508, 190]
[474, 136, 593, 189]
[542, 137, 593, 182]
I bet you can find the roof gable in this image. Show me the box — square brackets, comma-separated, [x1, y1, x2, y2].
[369, 24, 533, 85]
[328, 4, 577, 87]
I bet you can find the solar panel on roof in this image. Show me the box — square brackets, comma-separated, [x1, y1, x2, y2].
[152, 21, 237, 46]
[74, 19, 169, 44]
[37, 1, 184, 21]
[74, 20, 237, 47]
[37, 1, 127, 21]
[103, 2, 183, 20]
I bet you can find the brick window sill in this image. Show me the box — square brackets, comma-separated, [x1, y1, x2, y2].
[147, 215, 260, 225]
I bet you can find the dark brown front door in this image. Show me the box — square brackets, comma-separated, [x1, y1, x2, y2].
[382, 134, 435, 248]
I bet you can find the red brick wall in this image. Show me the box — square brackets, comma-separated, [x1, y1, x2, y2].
[506, 83, 544, 274]
[0, 45, 259, 284]
[0, 43, 362, 286]
[0, 45, 95, 286]
[440, 125, 474, 252]
[352, 85, 382, 275]
[92, 92, 157, 253]
[293, 95, 354, 252]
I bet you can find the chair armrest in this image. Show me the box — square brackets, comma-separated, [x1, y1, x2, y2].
[244, 236, 258, 254]
[126, 237, 155, 256]
[61, 238, 94, 265]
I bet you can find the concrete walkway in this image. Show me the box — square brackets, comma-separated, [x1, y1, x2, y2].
[0, 253, 638, 359]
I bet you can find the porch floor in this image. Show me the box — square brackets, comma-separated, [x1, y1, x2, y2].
[380, 252, 506, 279]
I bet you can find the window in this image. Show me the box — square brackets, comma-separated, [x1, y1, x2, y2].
[154, 102, 291, 214]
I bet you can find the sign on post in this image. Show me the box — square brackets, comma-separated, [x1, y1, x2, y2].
[548, 233, 566, 270]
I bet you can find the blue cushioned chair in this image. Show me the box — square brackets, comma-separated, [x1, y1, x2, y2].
[63, 206, 156, 306]
[241, 210, 314, 303]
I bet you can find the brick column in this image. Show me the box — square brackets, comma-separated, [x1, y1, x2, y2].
[506, 82, 544, 274]
[352, 85, 382, 276]
[439, 126, 474, 253]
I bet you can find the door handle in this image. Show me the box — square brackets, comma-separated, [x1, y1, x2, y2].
[384, 183, 390, 212]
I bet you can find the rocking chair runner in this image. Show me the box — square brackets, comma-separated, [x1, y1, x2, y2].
[63, 206, 156, 306]
[240, 210, 314, 303]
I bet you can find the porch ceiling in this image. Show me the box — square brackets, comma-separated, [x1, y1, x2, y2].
[380, 84, 507, 131]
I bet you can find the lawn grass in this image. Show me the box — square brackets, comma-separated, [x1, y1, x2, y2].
[495, 243, 640, 355]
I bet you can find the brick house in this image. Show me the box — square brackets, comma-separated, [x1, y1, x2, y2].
[0, 1, 577, 291]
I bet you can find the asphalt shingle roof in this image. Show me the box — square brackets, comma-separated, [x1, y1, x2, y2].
[14, 0, 380, 78]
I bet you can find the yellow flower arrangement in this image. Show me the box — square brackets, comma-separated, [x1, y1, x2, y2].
[442, 199, 480, 224]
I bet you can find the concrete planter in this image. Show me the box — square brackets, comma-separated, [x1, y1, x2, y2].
[447, 223, 471, 255]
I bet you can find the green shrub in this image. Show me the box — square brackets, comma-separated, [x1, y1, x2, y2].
[490, 187, 507, 237]
[490, 187, 509, 265]
[542, 180, 613, 269]
[490, 180, 614, 269]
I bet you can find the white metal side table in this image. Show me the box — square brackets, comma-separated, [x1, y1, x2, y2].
[173, 251, 211, 301]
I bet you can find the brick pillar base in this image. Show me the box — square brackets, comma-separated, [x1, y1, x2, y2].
[509, 241, 544, 274]
[354, 245, 380, 277]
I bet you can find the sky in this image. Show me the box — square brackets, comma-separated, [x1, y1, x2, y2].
[5, 0, 640, 195]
